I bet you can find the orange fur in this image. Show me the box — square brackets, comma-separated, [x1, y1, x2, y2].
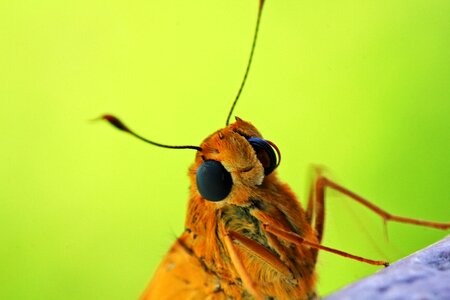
[141, 119, 317, 300]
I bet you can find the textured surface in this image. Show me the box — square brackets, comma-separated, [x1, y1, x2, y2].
[324, 236, 450, 300]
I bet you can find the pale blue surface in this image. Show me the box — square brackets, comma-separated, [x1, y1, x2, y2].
[325, 236, 450, 300]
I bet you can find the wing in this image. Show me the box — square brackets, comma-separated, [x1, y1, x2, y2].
[139, 233, 225, 300]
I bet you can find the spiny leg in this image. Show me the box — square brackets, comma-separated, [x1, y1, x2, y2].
[223, 232, 265, 300]
[262, 223, 388, 266]
[227, 230, 292, 277]
[305, 184, 314, 225]
[312, 175, 450, 260]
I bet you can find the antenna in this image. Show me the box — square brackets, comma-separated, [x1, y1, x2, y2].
[225, 0, 266, 125]
[99, 114, 202, 151]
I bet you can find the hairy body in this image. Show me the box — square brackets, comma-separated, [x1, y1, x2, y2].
[142, 119, 317, 300]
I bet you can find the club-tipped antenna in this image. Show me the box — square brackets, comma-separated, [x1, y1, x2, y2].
[99, 114, 202, 151]
[225, 0, 265, 126]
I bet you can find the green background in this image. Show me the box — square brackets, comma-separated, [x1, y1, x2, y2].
[1, 0, 449, 298]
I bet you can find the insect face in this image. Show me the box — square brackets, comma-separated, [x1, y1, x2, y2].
[194, 118, 279, 204]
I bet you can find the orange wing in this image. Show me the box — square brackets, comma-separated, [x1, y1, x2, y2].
[140, 232, 226, 300]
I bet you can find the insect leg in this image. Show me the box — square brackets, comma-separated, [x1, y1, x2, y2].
[313, 176, 450, 244]
[311, 176, 450, 262]
[227, 230, 292, 277]
[305, 184, 314, 224]
[262, 223, 388, 266]
[223, 232, 265, 300]
[305, 166, 326, 225]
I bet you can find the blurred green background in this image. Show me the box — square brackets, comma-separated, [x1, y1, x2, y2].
[1, 0, 449, 299]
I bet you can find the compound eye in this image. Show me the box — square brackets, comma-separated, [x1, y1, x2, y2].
[196, 160, 232, 202]
[247, 137, 278, 175]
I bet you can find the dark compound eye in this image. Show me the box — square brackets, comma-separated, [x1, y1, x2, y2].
[196, 160, 232, 202]
[247, 137, 278, 175]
